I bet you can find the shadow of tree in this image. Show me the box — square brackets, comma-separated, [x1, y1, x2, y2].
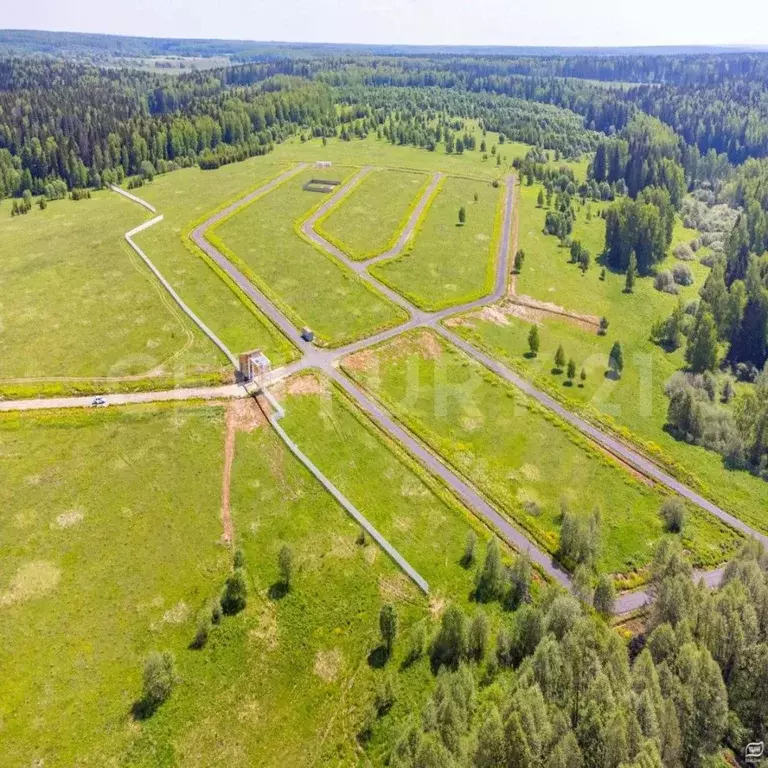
[367, 645, 389, 669]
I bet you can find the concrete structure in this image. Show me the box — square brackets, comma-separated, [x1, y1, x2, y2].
[239, 350, 271, 387]
[316, 161, 332, 168]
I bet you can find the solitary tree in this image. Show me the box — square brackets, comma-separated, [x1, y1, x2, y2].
[221, 568, 247, 614]
[379, 603, 398, 656]
[537, 189, 545, 207]
[599, 316, 609, 336]
[567, 359, 577, 381]
[625, 251, 637, 293]
[528, 325, 540, 357]
[554, 344, 567, 372]
[463, 529, 477, 566]
[580, 367, 587, 387]
[278, 545, 294, 590]
[661, 498, 685, 533]
[514, 249, 525, 273]
[141, 651, 177, 714]
[458, 206, 467, 225]
[473, 192, 479, 202]
[608, 342, 624, 378]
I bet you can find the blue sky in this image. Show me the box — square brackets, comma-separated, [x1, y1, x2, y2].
[5, 0, 768, 48]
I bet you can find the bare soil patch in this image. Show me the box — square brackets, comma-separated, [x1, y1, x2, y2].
[0, 561, 61, 607]
[378, 572, 419, 604]
[314, 648, 344, 683]
[342, 347, 378, 374]
[280, 373, 326, 397]
[53, 508, 85, 529]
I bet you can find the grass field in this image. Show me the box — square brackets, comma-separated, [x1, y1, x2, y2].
[0, 192, 226, 396]
[447, 182, 768, 535]
[0, 383, 526, 765]
[316, 168, 430, 260]
[276, 370, 519, 598]
[341, 329, 741, 582]
[209, 166, 407, 346]
[268, 128, 517, 180]
[0, 403, 230, 766]
[132, 159, 299, 365]
[371, 176, 503, 310]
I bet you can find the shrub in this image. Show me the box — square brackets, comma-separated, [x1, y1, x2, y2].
[661, 498, 685, 533]
[699, 252, 717, 268]
[278, 545, 294, 589]
[675, 243, 694, 261]
[654, 270, 679, 294]
[141, 651, 177, 713]
[193, 611, 212, 649]
[672, 263, 693, 286]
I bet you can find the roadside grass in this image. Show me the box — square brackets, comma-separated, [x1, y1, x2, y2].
[0, 403, 230, 767]
[0, 191, 223, 391]
[131, 159, 299, 365]
[208, 166, 407, 347]
[371, 176, 503, 310]
[449, 182, 768, 534]
[340, 328, 741, 583]
[316, 168, 430, 260]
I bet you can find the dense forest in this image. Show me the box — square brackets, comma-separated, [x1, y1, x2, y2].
[385, 540, 768, 768]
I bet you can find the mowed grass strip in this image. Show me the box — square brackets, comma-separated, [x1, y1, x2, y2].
[0, 191, 222, 384]
[132, 158, 299, 365]
[317, 168, 429, 260]
[0, 403, 230, 766]
[341, 329, 741, 581]
[371, 176, 502, 310]
[209, 166, 407, 346]
[277, 370, 509, 598]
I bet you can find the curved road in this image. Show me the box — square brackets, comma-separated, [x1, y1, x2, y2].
[10, 164, 761, 613]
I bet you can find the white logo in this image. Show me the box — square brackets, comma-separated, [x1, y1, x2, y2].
[746, 742, 764, 763]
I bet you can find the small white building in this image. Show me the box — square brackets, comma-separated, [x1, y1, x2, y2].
[316, 161, 332, 168]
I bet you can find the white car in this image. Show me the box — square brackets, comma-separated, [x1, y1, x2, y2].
[91, 396, 107, 407]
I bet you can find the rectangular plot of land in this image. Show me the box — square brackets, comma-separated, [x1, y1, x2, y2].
[341, 329, 740, 580]
[318, 169, 429, 260]
[209, 167, 406, 346]
[371, 177, 501, 310]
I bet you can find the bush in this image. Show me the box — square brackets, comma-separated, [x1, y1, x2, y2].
[654, 270, 679, 294]
[661, 498, 685, 533]
[140, 651, 177, 714]
[672, 263, 693, 286]
[699, 252, 717, 268]
[193, 611, 212, 649]
[674, 243, 694, 261]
